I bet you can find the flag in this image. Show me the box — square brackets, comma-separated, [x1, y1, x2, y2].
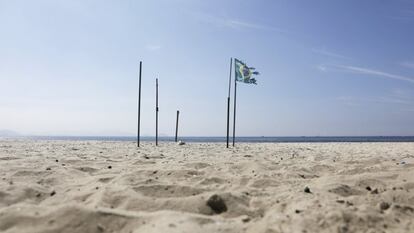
[235, 58, 259, 84]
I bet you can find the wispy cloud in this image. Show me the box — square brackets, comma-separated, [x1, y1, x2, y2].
[319, 64, 414, 84]
[225, 20, 284, 32]
[390, 88, 411, 99]
[145, 45, 161, 51]
[338, 95, 412, 106]
[317, 65, 328, 72]
[191, 12, 284, 33]
[401, 61, 414, 69]
[312, 48, 350, 60]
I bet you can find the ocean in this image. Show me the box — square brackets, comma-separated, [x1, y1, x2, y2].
[19, 136, 414, 143]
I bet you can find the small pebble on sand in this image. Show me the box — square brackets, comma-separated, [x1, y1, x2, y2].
[242, 217, 250, 223]
[207, 194, 227, 214]
[380, 202, 390, 211]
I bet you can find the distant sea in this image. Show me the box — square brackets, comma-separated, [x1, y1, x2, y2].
[17, 136, 414, 143]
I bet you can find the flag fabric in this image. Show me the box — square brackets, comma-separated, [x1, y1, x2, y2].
[235, 58, 259, 84]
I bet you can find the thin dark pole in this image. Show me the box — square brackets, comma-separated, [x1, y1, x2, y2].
[228, 58, 233, 99]
[226, 97, 230, 148]
[155, 78, 159, 146]
[232, 80, 237, 147]
[137, 61, 142, 147]
[175, 110, 180, 142]
[226, 58, 232, 148]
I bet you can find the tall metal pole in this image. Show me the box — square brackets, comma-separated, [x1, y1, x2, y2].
[137, 61, 142, 147]
[232, 81, 237, 147]
[155, 78, 159, 146]
[226, 58, 232, 148]
[175, 110, 180, 142]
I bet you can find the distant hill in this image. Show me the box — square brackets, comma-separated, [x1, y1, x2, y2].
[0, 130, 20, 137]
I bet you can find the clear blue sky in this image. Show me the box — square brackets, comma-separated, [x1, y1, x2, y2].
[1, 0, 414, 136]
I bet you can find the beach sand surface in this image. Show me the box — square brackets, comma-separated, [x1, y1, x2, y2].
[0, 140, 413, 233]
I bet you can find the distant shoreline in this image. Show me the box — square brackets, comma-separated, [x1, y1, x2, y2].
[2, 136, 414, 143]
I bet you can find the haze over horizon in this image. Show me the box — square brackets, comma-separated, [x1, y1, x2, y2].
[1, 0, 414, 137]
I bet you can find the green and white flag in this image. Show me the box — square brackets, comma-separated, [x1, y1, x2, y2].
[235, 58, 259, 84]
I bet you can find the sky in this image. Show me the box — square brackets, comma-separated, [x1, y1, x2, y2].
[1, 0, 414, 137]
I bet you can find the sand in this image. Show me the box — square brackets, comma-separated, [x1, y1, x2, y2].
[0, 140, 413, 233]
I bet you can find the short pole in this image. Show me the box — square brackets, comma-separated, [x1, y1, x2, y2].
[175, 110, 180, 142]
[226, 97, 230, 148]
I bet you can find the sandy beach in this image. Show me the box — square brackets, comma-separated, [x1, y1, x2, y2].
[0, 140, 413, 233]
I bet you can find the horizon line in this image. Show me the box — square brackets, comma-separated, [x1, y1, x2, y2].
[6, 135, 414, 138]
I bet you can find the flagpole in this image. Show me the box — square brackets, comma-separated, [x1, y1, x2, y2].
[232, 59, 259, 147]
[155, 78, 159, 146]
[137, 61, 142, 147]
[232, 61, 237, 147]
[226, 58, 232, 148]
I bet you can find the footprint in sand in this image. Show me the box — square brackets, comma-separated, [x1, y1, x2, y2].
[328, 184, 364, 197]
